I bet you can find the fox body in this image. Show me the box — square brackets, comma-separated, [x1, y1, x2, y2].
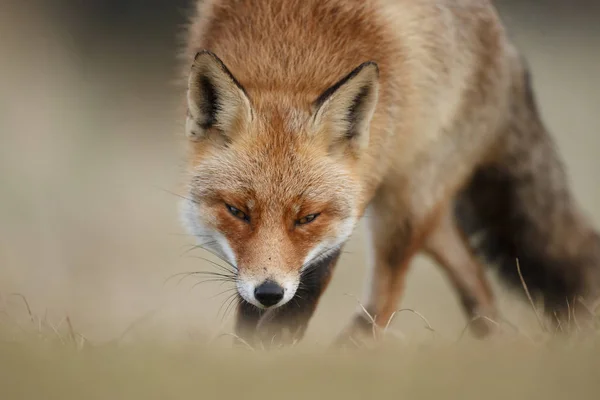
[180, 0, 600, 345]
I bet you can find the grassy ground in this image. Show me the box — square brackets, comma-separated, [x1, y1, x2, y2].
[2, 291, 600, 400]
[2, 310, 600, 400]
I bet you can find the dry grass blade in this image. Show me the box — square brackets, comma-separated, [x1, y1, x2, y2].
[77, 333, 88, 351]
[113, 308, 160, 344]
[516, 259, 547, 332]
[574, 296, 600, 331]
[575, 296, 597, 317]
[554, 312, 564, 334]
[344, 293, 379, 340]
[384, 308, 436, 335]
[458, 316, 501, 342]
[566, 297, 572, 331]
[348, 336, 362, 349]
[215, 333, 256, 351]
[9, 293, 34, 323]
[571, 297, 582, 333]
[47, 317, 67, 345]
[66, 316, 77, 344]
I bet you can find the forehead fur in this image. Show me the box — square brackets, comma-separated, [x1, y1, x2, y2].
[189, 103, 358, 208]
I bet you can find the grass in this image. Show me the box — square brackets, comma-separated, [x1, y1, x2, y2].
[2, 289, 600, 400]
[2, 324, 600, 400]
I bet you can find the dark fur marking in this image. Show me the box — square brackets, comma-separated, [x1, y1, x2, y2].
[194, 50, 251, 99]
[345, 84, 371, 139]
[313, 61, 379, 110]
[198, 75, 218, 129]
[454, 165, 589, 314]
[297, 247, 341, 300]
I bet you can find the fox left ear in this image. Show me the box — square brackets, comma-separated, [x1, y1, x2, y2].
[186, 50, 253, 142]
[311, 61, 379, 152]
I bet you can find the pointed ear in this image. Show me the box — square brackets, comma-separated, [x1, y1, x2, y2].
[311, 61, 379, 152]
[186, 50, 253, 141]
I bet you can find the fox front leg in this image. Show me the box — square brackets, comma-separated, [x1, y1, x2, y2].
[333, 188, 426, 348]
[333, 215, 416, 348]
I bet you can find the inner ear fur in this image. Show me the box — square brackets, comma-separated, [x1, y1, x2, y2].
[311, 61, 380, 151]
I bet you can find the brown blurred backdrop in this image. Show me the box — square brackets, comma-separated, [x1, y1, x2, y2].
[1, 0, 599, 344]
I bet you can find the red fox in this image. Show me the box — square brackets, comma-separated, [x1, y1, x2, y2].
[179, 0, 600, 346]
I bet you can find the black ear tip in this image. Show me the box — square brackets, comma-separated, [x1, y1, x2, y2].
[361, 61, 380, 76]
[193, 49, 219, 63]
[193, 50, 206, 62]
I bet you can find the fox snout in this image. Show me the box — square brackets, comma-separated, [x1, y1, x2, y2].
[253, 280, 284, 307]
[237, 274, 299, 309]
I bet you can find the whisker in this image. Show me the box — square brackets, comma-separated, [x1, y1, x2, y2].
[187, 255, 237, 274]
[177, 234, 214, 240]
[191, 278, 236, 287]
[216, 293, 237, 321]
[157, 187, 199, 205]
[181, 242, 219, 257]
[208, 287, 238, 300]
[187, 276, 235, 287]
[292, 297, 302, 309]
[177, 270, 235, 279]
[164, 270, 235, 286]
[170, 232, 206, 237]
[221, 295, 241, 323]
[186, 245, 237, 271]
[218, 293, 240, 323]
[183, 270, 236, 279]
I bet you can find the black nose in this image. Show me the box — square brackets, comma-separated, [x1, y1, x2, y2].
[254, 280, 284, 307]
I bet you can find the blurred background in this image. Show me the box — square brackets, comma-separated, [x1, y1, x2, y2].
[1, 0, 599, 345]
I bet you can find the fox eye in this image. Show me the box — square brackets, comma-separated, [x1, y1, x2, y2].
[296, 213, 320, 225]
[226, 204, 249, 222]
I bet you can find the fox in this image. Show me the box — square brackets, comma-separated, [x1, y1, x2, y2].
[178, 0, 600, 346]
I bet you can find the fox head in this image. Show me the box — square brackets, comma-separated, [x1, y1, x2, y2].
[181, 50, 379, 309]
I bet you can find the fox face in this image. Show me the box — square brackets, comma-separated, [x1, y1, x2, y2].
[181, 51, 379, 309]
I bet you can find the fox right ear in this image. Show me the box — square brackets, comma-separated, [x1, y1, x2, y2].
[311, 61, 379, 153]
[186, 50, 252, 142]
